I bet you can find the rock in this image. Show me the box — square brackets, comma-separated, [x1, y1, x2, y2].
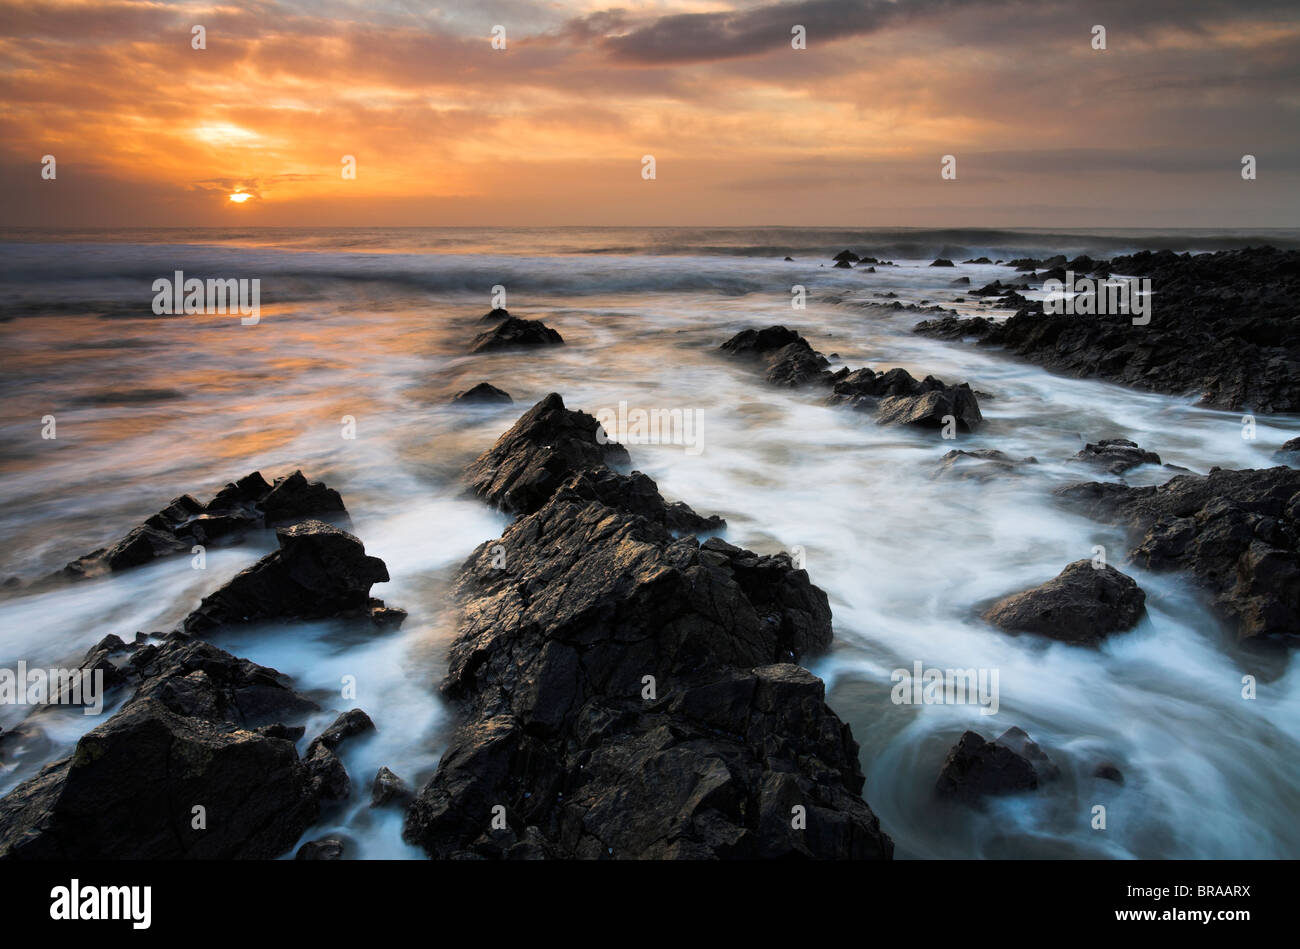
[0, 636, 325, 859]
[832, 250, 860, 263]
[463, 392, 631, 517]
[552, 467, 725, 535]
[453, 382, 513, 405]
[918, 247, 1300, 413]
[963, 257, 993, 264]
[933, 448, 1038, 482]
[182, 521, 392, 633]
[1055, 466, 1300, 643]
[402, 402, 891, 860]
[479, 307, 512, 323]
[876, 385, 983, 431]
[371, 767, 413, 808]
[60, 470, 347, 581]
[470, 316, 564, 353]
[949, 276, 970, 286]
[1073, 438, 1161, 474]
[930, 258, 955, 267]
[723, 326, 982, 429]
[783, 256, 794, 261]
[833, 259, 852, 269]
[296, 837, 345, 860]
[1093, 762, 1124, 784]
[306, 708, 376, 758]
[1276, 436, 1300, 460]
[982, 560, 1146, 645]
[305, 744, 351, 800]
[935, 727, 1057, 802]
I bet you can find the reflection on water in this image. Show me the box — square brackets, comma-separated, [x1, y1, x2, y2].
[1, 239, 1298, 858]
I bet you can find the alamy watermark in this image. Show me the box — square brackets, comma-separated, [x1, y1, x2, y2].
[891, 661, 999, 715]
[1042, 271, 1151, 326]
[151, 270, 260, 324]
[594, 401, 704, 456]
[0, 663, 104, 715]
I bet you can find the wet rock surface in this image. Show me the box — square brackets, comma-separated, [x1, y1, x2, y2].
[453, 382, 513, 405]
[1056, 466, 1300, 643]
[916, 247, 1300, 412]
[402, 396, 892, 859]
[60, 470, 347, 581]
[181, 520, 395, 634]
[720, 325, 983, 430]
[1073, 438, 1161, 475]
[932, 448, 1038, 482]
[471, 316, 564, 353]
[936, 727, 1058, 803]
[0, 634, 329, 859]
[982, 560, 1147, 646]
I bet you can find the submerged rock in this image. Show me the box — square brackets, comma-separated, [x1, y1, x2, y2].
[296, 837, 345, 860]
[453, 382, 513, 405]
[1073, 438, 1161, 474]
[1056, 466, 1300, 643]
[936, 727, 1057, 802]
[470, 316, 564, 353]
[181, 520, 393, 634]
[60, 470, 347, 581]
[983, 560, 1146, 646]
[371, 767, 413, 808]
[932, 448, 1038, 482]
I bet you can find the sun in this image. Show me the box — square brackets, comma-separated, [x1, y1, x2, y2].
[228, 192, 252, 204]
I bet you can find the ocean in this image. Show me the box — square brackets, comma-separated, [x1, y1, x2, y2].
[1, 226, 1298, 858]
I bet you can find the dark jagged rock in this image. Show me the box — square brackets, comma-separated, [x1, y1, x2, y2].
[950, 276, 970, 286]
[918, 247, 1300, 412]
[876, 385, 983, 431]
[1073, 438, 1161, 474]
[453, 382, 513, 405]
[963, 257, 993, 264]
[60, 470, 347, 581]
[296, 837, 345, 860]
[0, 635, 325, 859]
[930, 258, 955, 267]
[371, 767, 413, 808]
[464, 392, 631, 516]
[552, 468, 725, 535]
[832, 250, 860, 263]
[833, 259, 852, 269]
[1276, 436, 1300, 461]
[1055, 466, 1300, 643]
[402, 404, 891, 860]
[722, 326, 982, 429]
[470, 316, 564, 353]
[982, 561, 1147, 646]
[933, 448, 1038, 482]
[181, 521, 392, 634]
[306, 708, 376, 758]
[936, 727, 1057, 802]
[478, 307, 512, 323]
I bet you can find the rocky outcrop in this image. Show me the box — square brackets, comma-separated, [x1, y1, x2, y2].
[982, 560, 1147, 646]
[60, 470, 347, 580]
[182, 521, 397, 634]
[1073, 438, 1161, 475]
[720, 326, 983, 430]
[936, 727, 1058, 803]
[0, 635, 329, 859]
[453, 382, 513, 405]
[401, 396, 892, 860]
[463, 392, 631, 516]
[471, 316, 564, 353]
[917, 247, 1300, 412]
[1055, 466, 1300, 643]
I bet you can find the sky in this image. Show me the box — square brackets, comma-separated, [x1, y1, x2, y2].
[2, 0, 1298, 227]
